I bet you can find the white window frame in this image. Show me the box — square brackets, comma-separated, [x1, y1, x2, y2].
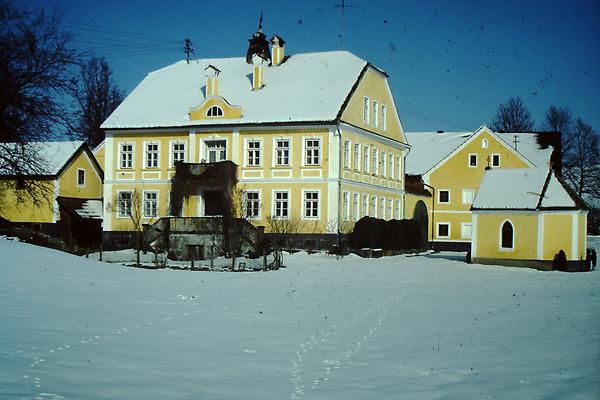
[372, 148, 379, 175]
[461, 222, 472, 239]
[395, 200, 401, 219]
[371, 196, 377, 217]
[363, 96, 370, 124]
[381, 151, 387, 178]
[379, 196, 385, 220]
[245, 138, 262, 167]
[244, 190, 261, 220]
[343, 140, 351, 169]
[143, 190, 159, 218]
[363, 145, 370, 173]
[468, 153, 478, 168]
[117, 190, 133, 218]
[145, 142, 160, 169]
[462, 189, 474, 205]
[387, 198, 393, 220]
[119, 143, 134, 169]
[342, 191, 350, 221]
[273, 138, 291, 167]
[302, 190, 320, 220]
[304, 138, 321, 166]
[204, 139, 227, 163]
[381, 104, 387, 131]
[170, 141, 186, 167]
[353, 143, 360, 171]
[438, 189, 451, 204]
[373, 100, 379, 127]
[206, 105, 224, 117]
[499, 220, 515, 251]
[389, 154, 395, 180]
[437, 222, 451, 239]
[76, 168, 85, 187]
[352, 193, 360, 221]
[482, 138, 488, 148]
[362, 194, 369, 217]
[396, 155, 402, 180]
[492, 153, 501, 168]
[272, 190, 290, 220]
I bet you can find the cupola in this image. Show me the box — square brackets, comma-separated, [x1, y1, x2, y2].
[246, 14, 271, 64]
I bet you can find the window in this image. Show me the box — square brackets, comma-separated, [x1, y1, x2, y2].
[120, 144, 133, 169]
[117, 191, 133, 218]
[363, 96, 370, 124]
[501, 221, 514, 249]
[247, 140, 261, 166]
[461, 223, 472, 239]
[396, 155, 402, 180]
[482, 138, 488, 148]
[373, 148, 379, 175]
[371, 196, 377, 217]
[363, 145, 370, 173]
[381, 152, 387, 177]
[343, 192, 350, 221]
[379, 197, 385, 220]
[438, 190, 450, 204]
[353, 193, 360, 221]
[146, 143, 159, 168]
[305, 139, 320, 165]
[362, 194, 369, 217]
[353, 143, 360, 171]
[275, 139, 290, 166]
[373, 100, 379, 127]
[395, 200, 401, 219]
[437, 223, 450, 238]
[303, 191, 319, 219]
[244, 191, 260, 219]
[273, 191, 289, 219]
[469, 154, 478, 167]
[462, 189, 474, 205]
[206, 140, 226, 163]
[389, 154, 395, 179]
[492, 154, 501, 167]
[381, 105, 387, 130]
[143, 191, 158, 218]
[77, 169, 85, 187]
[343, 140, 350, 169]
[387, 198, 393, 220]
[206, 105, 224, 117]
[172, 142, 186, 165]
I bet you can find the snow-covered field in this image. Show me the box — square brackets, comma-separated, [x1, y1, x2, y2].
[1, 238, 599, 400]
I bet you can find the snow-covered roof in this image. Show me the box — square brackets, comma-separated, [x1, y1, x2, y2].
[472, 168, 581, 210]
[75, 199, 103, 219]
[404, 128, 554, 176]
[0, 141, 85, 176]
[101, 51, 368, 129]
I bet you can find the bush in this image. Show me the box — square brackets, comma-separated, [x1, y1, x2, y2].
[348, 217, 423, 251]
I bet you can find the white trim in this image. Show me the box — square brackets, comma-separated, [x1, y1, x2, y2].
[243, 189, 262, 220]
[339, 122, 409, 149]
[142, 190, 159, 218]
[363, 96, 370, 124]
[143, 141, 160, 169]
[272, 189, 291, 220]
[244, 137, 263, 167]
[436, 222, 451, 239]
[571, 213, 579, 260]
[76, 168, 86, 188]
[116, 190, 133, 219]
[481, 138, 488, 149]
[437, 189, 450, 204]
[272, 137, 292, 167]
[301, 189, 320, 220]
[52, 179, 60, 223]
[537, 213, 544, 260]
[189, 130, 197, 162]
[460, 222, 472, 239]
[461, 189, 474, 205]
[118, 141, 134, 170]
[201, 137, 229, 163]
[302, 136, 323, 167]
[352, 192, 360, 221]
[499, 219, 515, 252]
[468, 153, 478, 168]
[103, 183, 112, 230]
[491, 153, 501, 168]
[169, 139, 187, 168]
[353, 142, 361, 171]
[232, 129, 240, 165]
[471, 213, 478, 257]
[343, 139, 351, 169]
[105, 132, 114, 181]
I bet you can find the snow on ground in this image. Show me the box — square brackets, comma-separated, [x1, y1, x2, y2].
[1, 239, 599, 400]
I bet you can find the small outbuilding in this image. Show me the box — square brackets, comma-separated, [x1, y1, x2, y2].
[471, 168, 589, 271]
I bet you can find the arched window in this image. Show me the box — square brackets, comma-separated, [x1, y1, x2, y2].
[482, 138, 488, 148]
[206, 105, 224, 117]
[501, 220, 514, 249]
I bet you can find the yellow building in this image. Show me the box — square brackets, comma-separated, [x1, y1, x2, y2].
[0, 141, 104, 246]
[100, 25, 408, 250]
[404, 126, 559, 250]
[471, 168, 589, 270]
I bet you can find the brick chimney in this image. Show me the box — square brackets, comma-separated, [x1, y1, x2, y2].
[270, 35, 285, 66]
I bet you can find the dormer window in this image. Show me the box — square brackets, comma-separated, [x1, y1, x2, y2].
[207, 106, 224, 117]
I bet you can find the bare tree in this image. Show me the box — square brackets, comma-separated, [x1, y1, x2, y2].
[75, 57, 124, 148]
[562, 119, 600, 200]
[543, 105, 574, 157]
[0, 2, 78, 203]
[491, 97, 534, 132]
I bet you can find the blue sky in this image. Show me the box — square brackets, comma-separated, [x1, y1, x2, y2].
[19, 0, 600, 132]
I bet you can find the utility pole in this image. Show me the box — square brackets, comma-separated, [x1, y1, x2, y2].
[184, 38, 194, 64]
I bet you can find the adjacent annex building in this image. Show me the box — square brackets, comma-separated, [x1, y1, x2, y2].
[100, 24, 409, 251]
[472, 168, 589, 270]
[404, 126, 560, 250]
[0, 141, 104, 247]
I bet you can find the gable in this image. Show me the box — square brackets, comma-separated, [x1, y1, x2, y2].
[340, 67, 406, 143]
[189, 96, 243, 121]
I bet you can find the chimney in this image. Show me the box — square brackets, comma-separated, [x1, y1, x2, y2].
[252, 63, 264, 90]
[204, 65, 221, 96]
[270, 35, 285, 66]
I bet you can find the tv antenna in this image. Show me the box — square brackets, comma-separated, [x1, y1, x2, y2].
[184, 38, 194, 63]
[335, 0, 358, 50]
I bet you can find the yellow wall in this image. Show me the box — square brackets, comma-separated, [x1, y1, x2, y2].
[428, 129, 530, 242]
[475, 213, 538, 260]
[341, 68, 406, 143]
[93, 143, 105, 172]
[59, 150, 103, 199]
[0, 179, 55, 223]
[542, 213, 573, 260]
[189, 96, 242, 120]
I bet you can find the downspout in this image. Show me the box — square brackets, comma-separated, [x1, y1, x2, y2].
[422, 181, 435, 250]
[336, 127, 343, 248]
